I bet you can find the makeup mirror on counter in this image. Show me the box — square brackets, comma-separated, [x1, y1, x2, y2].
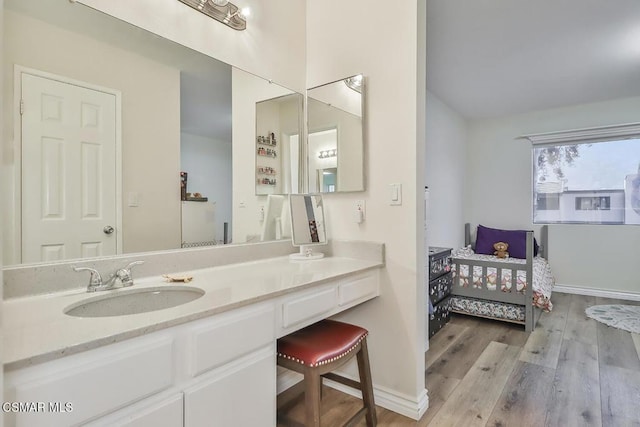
[307, 74, 365, 193]
[289, 194, 326, 260]
[2, 0, 303, 265]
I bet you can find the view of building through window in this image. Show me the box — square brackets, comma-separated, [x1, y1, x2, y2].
[533, 138, 640, 224]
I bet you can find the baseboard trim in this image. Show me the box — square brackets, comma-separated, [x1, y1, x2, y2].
[277, 371, 429, 421]
[323, 376, 429, 421]
[554, 284, 640, 302]
[276, 370, 302, 394]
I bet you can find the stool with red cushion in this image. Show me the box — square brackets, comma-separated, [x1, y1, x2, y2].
[277, 319, 376, 426]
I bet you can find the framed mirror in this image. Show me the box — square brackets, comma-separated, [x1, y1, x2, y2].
[255, 93, 304, 196]
[307, 74, 365, 193]
[2, 0, 303, 266]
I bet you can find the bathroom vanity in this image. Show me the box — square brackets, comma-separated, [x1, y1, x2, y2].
[3, 247, 382, 426]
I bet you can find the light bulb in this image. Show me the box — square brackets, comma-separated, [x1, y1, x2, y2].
[240, 7, 251, 18]
[210, 0, 229, 6]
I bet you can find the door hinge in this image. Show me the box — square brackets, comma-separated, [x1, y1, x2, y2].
[20, 99, 24, 115]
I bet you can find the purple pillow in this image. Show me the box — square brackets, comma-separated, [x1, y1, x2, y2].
[475, 225, 538, 259]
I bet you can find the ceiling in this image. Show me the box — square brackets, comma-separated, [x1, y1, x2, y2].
[426, 0, 640, 119]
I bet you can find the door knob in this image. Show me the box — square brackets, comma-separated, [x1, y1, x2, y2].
[103, 225, 115, 235]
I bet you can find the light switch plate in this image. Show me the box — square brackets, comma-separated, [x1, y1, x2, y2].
[389, 183, 402, 206]
[127, 192, 140, 207]
[355, 200, 366, 222]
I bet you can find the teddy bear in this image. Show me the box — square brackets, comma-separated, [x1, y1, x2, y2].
[493, 241, 509, 258]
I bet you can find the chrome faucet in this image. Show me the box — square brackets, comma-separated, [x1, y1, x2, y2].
[73, 261, 145, 292]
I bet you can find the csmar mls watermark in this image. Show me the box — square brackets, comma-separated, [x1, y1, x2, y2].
[2, 401, 73, 413]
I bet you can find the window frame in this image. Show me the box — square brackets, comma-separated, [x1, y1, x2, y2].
[520, 122, 640, 225]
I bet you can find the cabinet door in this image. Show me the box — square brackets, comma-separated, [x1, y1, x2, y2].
[184, 349, 275, 427]
[85, 393, 183, 427]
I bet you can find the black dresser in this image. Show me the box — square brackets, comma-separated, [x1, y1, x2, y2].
[428, 247, 452, 338]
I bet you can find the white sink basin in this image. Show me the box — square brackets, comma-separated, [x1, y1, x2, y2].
[64, 286, 205, 318]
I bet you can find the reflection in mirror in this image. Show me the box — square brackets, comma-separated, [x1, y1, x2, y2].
[255, 93, 303, 196]
[289, 194, 326, 260]
[2, 0, 302, 266]
[259, 195, 291, 242]
[307, 74, 365, 193]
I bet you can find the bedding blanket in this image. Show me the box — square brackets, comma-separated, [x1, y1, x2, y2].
[451, 249, 554, 312]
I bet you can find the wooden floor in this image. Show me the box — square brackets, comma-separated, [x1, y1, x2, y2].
[277, 293, 640, 426]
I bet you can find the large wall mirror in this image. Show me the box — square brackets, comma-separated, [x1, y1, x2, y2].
[307, 74, 365, 193]
[2, 0, 303, 266]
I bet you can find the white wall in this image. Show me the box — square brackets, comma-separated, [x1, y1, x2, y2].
[466, 96, 640, 295]
[425, 91, 467, 249]
[180, 132, 232, 242]
[2, 7, 181, 262]
[307, 0, 427, 419]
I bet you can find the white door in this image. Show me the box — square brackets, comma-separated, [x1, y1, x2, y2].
[21, 72, 118, 263]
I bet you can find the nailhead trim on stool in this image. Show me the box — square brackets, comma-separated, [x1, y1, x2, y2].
[277, 333, 367, 367]
[277, 319, 377, 427]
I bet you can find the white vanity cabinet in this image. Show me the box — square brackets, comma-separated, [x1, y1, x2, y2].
[4, 302, 277, 427]
[3, 264, 381, 427]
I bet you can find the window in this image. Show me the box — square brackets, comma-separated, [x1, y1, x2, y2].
[574, 196, 610, 211]
[522, 123, 640, 225]
[536, 193, 560, 210]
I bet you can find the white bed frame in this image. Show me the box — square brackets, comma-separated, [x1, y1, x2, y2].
[449, 224, 548, 332]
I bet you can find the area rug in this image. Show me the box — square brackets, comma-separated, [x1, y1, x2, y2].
[585, 305, 640, 334]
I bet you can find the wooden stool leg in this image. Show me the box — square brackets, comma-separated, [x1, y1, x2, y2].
[357, 338, 377, 427]
[305, 367, 322, 427]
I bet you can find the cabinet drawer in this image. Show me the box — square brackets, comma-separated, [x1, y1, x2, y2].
[338, 271, 379, 307]
[8, 337, 174, 427]
[190, 303, 275, 377]
[429, 272, 452, 305]
[281, 285, 337, 329]
[429, 296, 452, 338]
[428, 247, 452, 280]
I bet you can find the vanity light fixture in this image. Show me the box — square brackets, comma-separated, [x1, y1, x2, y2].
[318, 149, 337, 159]
[178, 0, 249, 31]
[344, 75, 363, 93]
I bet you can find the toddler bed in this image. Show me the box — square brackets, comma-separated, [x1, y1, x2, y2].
[449, 224, 555, 331]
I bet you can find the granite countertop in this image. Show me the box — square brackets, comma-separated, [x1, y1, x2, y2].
[3, 256, 382, 371]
